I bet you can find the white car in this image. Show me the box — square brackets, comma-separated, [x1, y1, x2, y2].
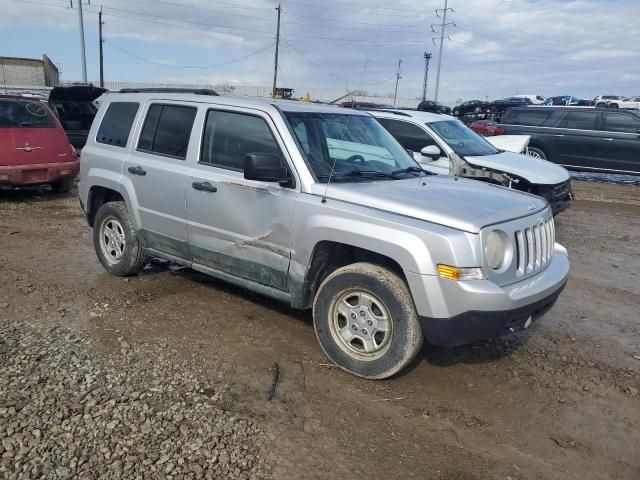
[593, 95, 625, 107]
[605, 96, 640, 110]
[370, 109, 572, 215]
[513, 94, 546, 105]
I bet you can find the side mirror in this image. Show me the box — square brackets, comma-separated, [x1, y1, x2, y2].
[244, 153, 289, 183]
[421, 145, 441, 159]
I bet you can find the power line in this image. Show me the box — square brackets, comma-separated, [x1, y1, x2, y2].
[283, 40, 392, 86]
[104, 39, 275, 69]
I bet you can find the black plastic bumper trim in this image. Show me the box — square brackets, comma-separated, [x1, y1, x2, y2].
[418, 281, 567, 347]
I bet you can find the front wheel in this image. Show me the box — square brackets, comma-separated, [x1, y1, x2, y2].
[526, 146, 547, 160]
[313, 263, 423, 379]
[93, 201, 147, 276]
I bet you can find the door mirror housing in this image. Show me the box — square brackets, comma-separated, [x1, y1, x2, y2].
[244, 153, 289, 183]
[421, 145, 441, 159]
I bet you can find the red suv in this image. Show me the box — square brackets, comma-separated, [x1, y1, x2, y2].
[0, 95, 79, 192]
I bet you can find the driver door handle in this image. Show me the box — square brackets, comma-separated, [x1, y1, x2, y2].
[192, 181, 217, 193]
[128, 166, 146, 176]
[601, 138, 614, 141]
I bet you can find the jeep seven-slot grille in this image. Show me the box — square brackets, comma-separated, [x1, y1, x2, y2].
[514, 217, 555, 277]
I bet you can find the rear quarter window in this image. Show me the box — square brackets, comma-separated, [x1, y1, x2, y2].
[502, 109, 553, 126]
[96, 102, 139, 147]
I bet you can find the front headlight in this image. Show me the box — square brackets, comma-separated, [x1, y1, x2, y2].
[485, 229, 511, 271]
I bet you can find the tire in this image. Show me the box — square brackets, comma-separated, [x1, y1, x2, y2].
[609, 103, 619, 109]
[92, 201, 147, 276]
[50, 178, 73, 193]
[526, 146, 547, 160]
[313, 263, 423, 379]
[595, 102, 605, 107]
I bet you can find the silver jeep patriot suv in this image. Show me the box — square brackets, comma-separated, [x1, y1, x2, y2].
[79, 89, 570, 379]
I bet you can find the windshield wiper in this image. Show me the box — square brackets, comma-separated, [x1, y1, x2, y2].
[391, 166, 432, 176]
[318, 170, 398, 181]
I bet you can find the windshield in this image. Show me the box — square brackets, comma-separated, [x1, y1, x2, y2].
[0, 99, 56, 128]
[428, 120, 500, 157]
[284, 112, 423, 183]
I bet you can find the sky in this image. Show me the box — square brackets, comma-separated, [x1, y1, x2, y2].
[1, 0, 639, 102]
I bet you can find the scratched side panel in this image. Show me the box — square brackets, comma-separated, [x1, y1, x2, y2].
[186, 166, 296, 291]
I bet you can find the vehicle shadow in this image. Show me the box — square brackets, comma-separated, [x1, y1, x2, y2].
[141, 258, 312, 326]
[0, 185, 77, 202]
[139, 258, 531, 374]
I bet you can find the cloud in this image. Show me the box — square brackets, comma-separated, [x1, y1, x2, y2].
[1, 0, 639, 101]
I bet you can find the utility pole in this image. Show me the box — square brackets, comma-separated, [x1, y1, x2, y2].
[272, 3, 281, 98]
[422, 52, 432, 101]
[432, 0, 454, 102]
[72, 0, 88, 83]
[393, 59, 402, 106]
[98, 6, 104, 87]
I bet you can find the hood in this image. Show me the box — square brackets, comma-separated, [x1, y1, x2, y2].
[485, 135, 530, 154]
[465, 151, 569, 185]
[49, 84, 107, 102]
[311, 176, 548, 234]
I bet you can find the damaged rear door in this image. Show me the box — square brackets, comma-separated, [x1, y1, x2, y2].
[186, 107, 295, 291]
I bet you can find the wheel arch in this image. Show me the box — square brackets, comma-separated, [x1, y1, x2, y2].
[292, 240, 413, 310]
[86, 185, 124, 227]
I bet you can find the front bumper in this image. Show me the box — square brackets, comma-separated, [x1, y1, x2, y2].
[0, 160, 80, 187]
[407, 244, 570, 346]
[535, 180, 573, 216]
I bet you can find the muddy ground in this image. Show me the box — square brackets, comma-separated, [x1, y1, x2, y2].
[1, 180, 639, 480]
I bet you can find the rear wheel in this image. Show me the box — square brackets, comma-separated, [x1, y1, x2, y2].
[313, 263, 423, 379]
[93, 201, 147, 276]
[50, 178, 74, 193]
[526, 146, 547, 160]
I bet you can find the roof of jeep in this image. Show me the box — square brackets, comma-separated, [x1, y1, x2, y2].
[367, 109, 453, 123]
[99, 92, 370, 116]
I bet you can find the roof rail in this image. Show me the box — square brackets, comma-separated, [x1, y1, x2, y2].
[118, 88, 219, 96]
[369, 108, 412, 117]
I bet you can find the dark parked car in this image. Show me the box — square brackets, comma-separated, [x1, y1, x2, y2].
[339, 101, 395, 109]
[500, 106, 640, 174]
[452, 100, 488, 117]
[48, 84, 107, 148]
[416, 100, 451, 114]
[486, 97, 531, 118]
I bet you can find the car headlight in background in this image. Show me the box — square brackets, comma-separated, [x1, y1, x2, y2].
[485, 229, 511, 271]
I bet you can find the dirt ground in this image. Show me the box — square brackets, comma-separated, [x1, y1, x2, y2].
[1, 180, 639, 480]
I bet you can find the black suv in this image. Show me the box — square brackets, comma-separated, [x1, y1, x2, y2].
[500, 107, 640, 174]
[416, 100, 451, 114]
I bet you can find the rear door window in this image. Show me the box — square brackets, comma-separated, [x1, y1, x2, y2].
[377, 118, 437, 152]
[560, 111, 597, 130]
[138, 104, 197, 159]
[97, 102, 139, 147]
[604, 113, 640, 133]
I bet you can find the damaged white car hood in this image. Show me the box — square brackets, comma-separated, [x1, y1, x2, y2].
[464, 151, 570, 185]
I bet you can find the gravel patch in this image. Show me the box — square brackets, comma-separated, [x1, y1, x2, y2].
[0, 320, 270, 480]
